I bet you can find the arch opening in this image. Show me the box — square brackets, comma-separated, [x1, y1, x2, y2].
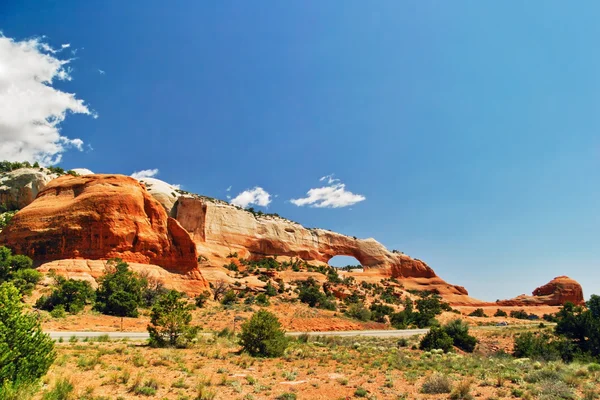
[328, 255, 363, 271]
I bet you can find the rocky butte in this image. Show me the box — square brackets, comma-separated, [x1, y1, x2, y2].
[0, 168, 584, 305]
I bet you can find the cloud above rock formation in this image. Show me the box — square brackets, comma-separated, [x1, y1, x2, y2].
[131, 168, 159, 179]
[0, 33, 95, 164]
[291, 175, 366, 208]
[230, 187, 271, 208]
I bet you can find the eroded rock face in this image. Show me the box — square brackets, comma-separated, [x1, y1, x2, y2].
[0, 174, 198, 272]
[174, 196, 468, 296]
[0, 168, 58, 211]
[497, 276, 584, 306]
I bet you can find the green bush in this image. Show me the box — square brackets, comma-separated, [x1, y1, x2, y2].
[510, 309, 529, 319]
[443, 319, 477, 353]
[239, 310, 288, 357]
[297, 279, 336, 310]
[419, 327, 454, 353]
[42, 378, 73, 400]
[369, 303, 394, 323]
[513, 331, 574, 362]
[147, 290, 198, 348]
[220, 290, 237, 305]
[94, 259, 144, 318]
[345, 303, 371, 321]
[36, 276, 95, 314]
[0, 282, 55, 387]
[0, 247, 40, 295]
[255, 293, 270, 306]
[494, 309, 507, 317]
[468, 308, 486, 317]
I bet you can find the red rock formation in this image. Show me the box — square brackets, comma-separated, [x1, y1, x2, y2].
[497, 276, 584, 306]
[0, 174, 198, 272]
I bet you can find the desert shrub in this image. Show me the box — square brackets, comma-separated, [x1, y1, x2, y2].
[443, 319, 477, 352]
[413, 293, 444, 328]
[345, 303, 371, 321]
[0, 211, 16, 230]
[0, 247, 40, 295]
[94, 259, 144, 318]
[0, 282, 55, 387]
[554, 298, 600, 360]
[42, 378, 73, 400]
[36, 276, 95, 314]
[239, 310, 288, 357]
[148, 290, 198, 348]
[255, 293, 270, 306]
[494, 309, 507, 317]
[49, 305, 66, 319]
[297, 280, 336, 310]
[369, 303, 394, 323]
[421, 373, 452, 394]
[449, 379, 473, 400]
[220, 290, 237, 305]
[513, 331, 575, 362]
[510, 309, 529, 319]
[195, 291, 211, 308]
[265, 282, 277, 297]
[419, 327, 454, 353]
[9, 268, 41, 296]
[224, 262, 238, 272]
[468, 308, 486, 317]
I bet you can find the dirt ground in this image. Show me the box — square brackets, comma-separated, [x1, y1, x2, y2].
[37, 327, 599, 400]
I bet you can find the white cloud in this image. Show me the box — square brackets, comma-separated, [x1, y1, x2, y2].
[230, 187, 271, 208]
[290, 177, 366, 208]
[61, 43, 70, 49]
[131, 168, 159, 179]
[226, 185, 232, 192]
[0, 34, 94, 164]
[98, 69, 105, 75]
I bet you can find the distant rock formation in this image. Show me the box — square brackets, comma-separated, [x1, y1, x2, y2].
[0, 174, 198, 273]
[497, 276, 584, 306]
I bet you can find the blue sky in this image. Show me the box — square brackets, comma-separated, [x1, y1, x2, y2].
[1, 1, 599, 301]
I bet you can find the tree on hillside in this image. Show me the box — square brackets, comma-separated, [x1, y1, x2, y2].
[35, 274, 95, 314]
[0, 246, 41, 296]
[147, 290, 198, 348]
[94, 259, 144, 330]
[0, 282, 55, 394]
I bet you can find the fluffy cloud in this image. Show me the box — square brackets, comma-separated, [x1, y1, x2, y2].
[230, 187, 271, 208]
[291, 176, 366, 208]
[0, 34, 94, 164]
[131, 168, 159, 179]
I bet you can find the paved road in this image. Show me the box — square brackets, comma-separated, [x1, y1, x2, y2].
[47, 329, 429, 341]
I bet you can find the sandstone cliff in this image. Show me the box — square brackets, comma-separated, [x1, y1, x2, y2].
[0, 174, 198, 272]
[497, 276, 584, 306]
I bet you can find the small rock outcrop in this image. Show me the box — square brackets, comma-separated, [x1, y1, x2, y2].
[0, 168, 58, 211]
[497, 276, 584, 306]
[138, 177, 180, 215]
[0, 174, 198, 272]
